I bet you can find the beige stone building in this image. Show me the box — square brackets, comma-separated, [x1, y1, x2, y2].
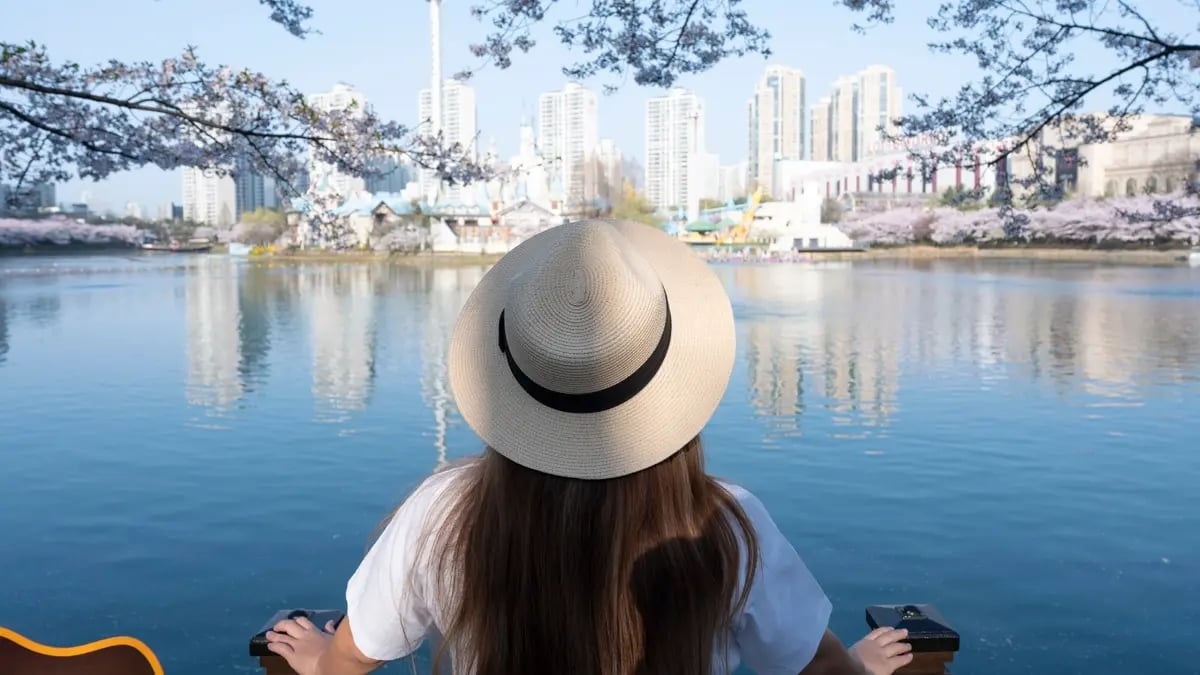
[811, 97, 831, 162]
[855, 65, 904, 159]
[829, 76, 858, 163]
[1008, 113, 1199, 198]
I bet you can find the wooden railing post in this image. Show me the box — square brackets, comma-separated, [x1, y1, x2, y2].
[248, 609, 346, 675]
[865, 603, 960, 674]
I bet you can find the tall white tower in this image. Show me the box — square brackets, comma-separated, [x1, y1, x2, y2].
[429, 0, 442, 136]
[427, 0, 443, 203]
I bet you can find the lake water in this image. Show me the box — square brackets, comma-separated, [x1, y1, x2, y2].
[1, 254, 1198, 674]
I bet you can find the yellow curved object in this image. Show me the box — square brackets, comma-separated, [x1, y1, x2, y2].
[0, 626, 164, 675]
[718, 186, 765, 245]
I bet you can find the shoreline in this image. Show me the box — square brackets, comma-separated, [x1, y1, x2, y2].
[1, 245, 1192, 267]
[841, 245, 1191, 266]
[258, 251, 505, 266]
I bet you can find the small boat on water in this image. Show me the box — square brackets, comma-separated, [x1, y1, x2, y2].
[227, 242, 253, 256]
[1189, 247, 1200, 267]
[141, 239, 212, 253]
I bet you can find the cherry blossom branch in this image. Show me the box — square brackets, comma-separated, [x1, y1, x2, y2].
[0, 41, 490, 214]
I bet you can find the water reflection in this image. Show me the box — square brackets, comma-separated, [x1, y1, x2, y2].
[307, 265, 378, 420]
[736, 264, 901, 435]
[420, 267, 487, 467]
[725, 260, 1200, 437]
[24, 295, 62, 328]
[236, 265, 274, 390]
[0, 295, 8, 366]
[167, 259, 1200, 437]
[185, 258, 242, 410]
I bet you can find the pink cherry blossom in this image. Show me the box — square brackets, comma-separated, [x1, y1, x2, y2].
[0, 217, 142, 247]
[839, 192, 1200, 246]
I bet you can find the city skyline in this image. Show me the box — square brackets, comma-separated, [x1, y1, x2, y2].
[9, 0, 1178, 212]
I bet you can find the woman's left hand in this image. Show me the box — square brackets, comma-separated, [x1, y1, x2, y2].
[265, 616, 338, 675]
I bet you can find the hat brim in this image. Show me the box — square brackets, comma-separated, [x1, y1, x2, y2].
[447, 220, 736, 480]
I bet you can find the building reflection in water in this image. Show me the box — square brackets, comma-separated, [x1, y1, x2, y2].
[727, 261, 1200, 437]
[236, 265, 275, 391]
[24, 295, 62, 329]
[307, 265, 378, 421]
[736, 263, 901, 436]
[420, 266, 487, 468]
[185, 258, 243, 411]
[0, 296, 9, 366]
[173, 257, 1198, 438]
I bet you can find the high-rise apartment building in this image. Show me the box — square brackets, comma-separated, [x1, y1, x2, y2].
[307, 83, 369, 199]
[811, 97, 832, 161]
[234, 156, 266, 218]
[418, 79, 478, 199]
[829, 76, 858, 163]
[0, 181, 56, 213]
[182, 167, 236, 226]
[418, 80, 478, 154]
[811, 65, 903, 163]
[538, 82, 599, 202]
[747, 66, 805, 196]
[365, 156, 412, 194]
[645, 88, 705, 216]
[178, 100, 234, 227]
[855, 65, 903, 159]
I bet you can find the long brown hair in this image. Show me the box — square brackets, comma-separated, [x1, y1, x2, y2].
[417, 435, 760, 675]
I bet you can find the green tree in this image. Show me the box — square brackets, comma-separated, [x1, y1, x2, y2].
[610, 180, 658, 226]
[236, 207, 288, 245]
[241, 207, 286, 227]
[734, 193, 774, 206]
[820, 197, 843, 224]
[938, 186, 984, 211]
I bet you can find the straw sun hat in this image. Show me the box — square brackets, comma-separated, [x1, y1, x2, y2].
[448, 219, 736, 480]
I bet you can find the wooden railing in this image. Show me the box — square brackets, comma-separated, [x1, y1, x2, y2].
[248, 603, 959, 674]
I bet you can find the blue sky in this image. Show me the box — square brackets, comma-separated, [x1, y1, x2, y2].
[6, 0, 1194, 212]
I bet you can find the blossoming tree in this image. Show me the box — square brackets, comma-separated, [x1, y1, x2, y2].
[840, 192, 1200, 247]
[0, 217, 142, 247]
[0, 1, 487, 218]
[838, 0, 1199, 217]
[3, 0, 1196, 223]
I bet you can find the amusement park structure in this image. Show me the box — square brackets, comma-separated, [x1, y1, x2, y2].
[677, 186, 767, 246]
[715, 186, 765, 245]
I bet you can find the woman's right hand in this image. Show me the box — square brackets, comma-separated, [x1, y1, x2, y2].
[849, 627, 914, 675]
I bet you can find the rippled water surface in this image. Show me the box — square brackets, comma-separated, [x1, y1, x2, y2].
[2, 254, 1198, 674]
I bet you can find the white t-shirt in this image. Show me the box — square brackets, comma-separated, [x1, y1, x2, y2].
[346, 466, 832, 674]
